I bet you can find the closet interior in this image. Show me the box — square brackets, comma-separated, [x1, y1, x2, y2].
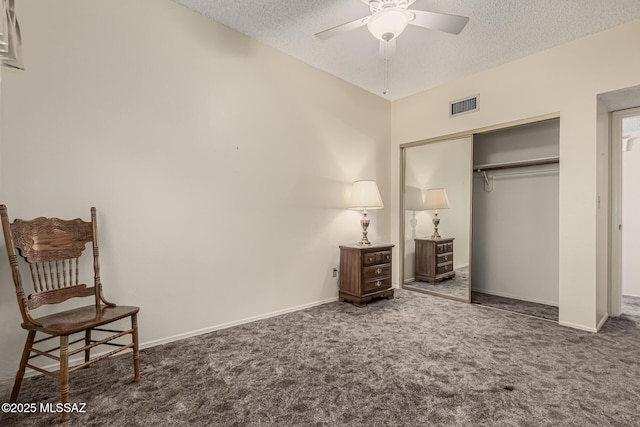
[471, 118, 560, 321]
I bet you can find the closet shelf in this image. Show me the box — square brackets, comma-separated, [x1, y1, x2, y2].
[473, 156, 559, 173]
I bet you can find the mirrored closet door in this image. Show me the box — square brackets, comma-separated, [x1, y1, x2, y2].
[401, 136, 473, 302]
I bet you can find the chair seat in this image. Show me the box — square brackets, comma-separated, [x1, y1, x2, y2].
[23, 305, 140, 336]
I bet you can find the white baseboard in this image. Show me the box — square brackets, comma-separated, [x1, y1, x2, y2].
[596, 313, 609, 332]
[472, 288, 558, 307]
[142, 296, 338, 348]
[3, 296, 339, 383]
[622, 293, 640, 298]
[558, 320, 598, 333]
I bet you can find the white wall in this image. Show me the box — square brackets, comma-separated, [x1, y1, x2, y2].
[391, 19, 640, 332]
[403, 137, 471, 281]
[472, 120, 559, 306]
[622, 116, 640, 297]
[0, 0, 391, 380]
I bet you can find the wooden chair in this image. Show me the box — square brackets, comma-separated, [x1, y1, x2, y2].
[0, 205, 140, 423]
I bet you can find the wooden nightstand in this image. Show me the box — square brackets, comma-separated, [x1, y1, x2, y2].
[415, 237, 455, 284]
[339, 244, 394, 307]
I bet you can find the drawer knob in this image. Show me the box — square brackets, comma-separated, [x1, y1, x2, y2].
[376, 268, 382, 274]
[367, 257, 373, 262]
[375, 280, 381, 287]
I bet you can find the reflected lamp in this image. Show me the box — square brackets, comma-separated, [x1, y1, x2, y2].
[425, 188, 450, 239]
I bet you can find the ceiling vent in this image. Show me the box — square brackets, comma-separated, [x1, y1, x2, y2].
[450, 95, 479, 117]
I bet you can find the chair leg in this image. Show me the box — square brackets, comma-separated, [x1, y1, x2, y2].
[84, 330, 92, 363]
[60, 335, 70, 423]
[10, 330, 36, 402]
[132, 313, 140, 382]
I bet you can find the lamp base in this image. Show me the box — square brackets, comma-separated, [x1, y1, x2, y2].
[431, 213, 441, 239]
[358, 211, 372, 246]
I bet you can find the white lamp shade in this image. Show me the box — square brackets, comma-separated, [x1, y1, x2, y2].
[424, 188, 450, 210]
[367, 9, 409, 41]
[349, 180, 384, 210]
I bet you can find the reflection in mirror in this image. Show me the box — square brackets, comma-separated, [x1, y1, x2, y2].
[402, 137, 472, 302]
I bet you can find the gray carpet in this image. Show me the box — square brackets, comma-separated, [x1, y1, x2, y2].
[2, 289, 640, 426]
[470, 294, 640, 323]
[623, 294, 640, 316]
[405, 267, 469, 300]
[471, 291, 560, 321]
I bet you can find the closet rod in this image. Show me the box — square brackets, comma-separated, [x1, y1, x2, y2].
[473, 156, 559, 172]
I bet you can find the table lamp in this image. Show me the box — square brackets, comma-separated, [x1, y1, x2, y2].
[348, 180, 384, 246]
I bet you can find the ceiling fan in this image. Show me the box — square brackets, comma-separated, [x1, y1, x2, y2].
[315, 0, 469, 94]
[316, 0, 469, 45]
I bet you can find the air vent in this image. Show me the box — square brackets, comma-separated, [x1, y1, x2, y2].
[450, 95, 479, 117]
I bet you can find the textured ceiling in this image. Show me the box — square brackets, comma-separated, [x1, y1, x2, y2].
[174, 0, 640, 101]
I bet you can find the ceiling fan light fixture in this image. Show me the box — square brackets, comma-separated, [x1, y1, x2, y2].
[367, 9, 409, 41]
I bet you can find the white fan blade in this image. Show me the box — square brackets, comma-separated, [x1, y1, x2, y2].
[315, 17, 369, 40]
[379, 38, 396, 59]
[409, 10, 469, 35]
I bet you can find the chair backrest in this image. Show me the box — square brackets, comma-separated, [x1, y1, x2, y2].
[0, 205, 105, 326]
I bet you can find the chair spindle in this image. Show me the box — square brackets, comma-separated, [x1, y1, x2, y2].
[55, 260, 62, 289]
[63, 259, 68, 287]
[29, 264, 39, 293]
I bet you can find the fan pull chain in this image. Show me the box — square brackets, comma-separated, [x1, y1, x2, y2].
[383, 42, 390, 96]
[383, 58, 390, 95]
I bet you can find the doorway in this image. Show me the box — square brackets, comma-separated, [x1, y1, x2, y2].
[611, 107, 640, 317]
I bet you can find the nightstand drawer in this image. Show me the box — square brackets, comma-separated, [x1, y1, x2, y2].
[437, 253, 453, 263]
[436, 242, 454, 254]
[363, 277, 391, 293]
[436, 263, 453, 275]
[364, 264, 390, 280]
[363, 250, 391, 266]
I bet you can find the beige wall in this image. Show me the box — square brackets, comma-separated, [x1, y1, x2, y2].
[391, 19, 640, 332]
[0, 0, 391, 380]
